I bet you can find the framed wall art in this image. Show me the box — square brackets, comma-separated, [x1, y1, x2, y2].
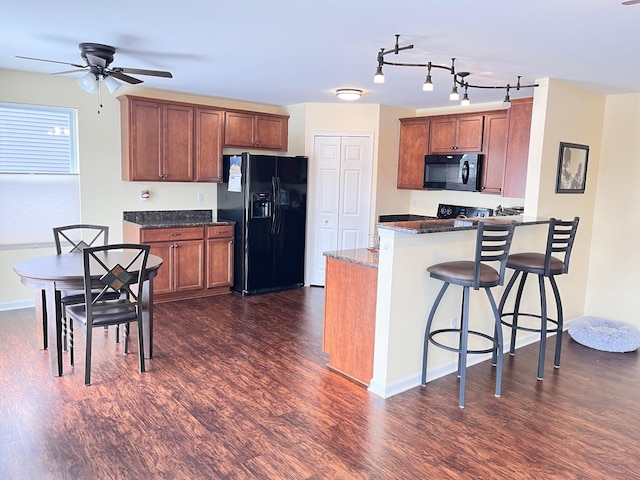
[556, 142, 589, 194]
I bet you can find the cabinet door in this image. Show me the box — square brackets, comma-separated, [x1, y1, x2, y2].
[429, 117, 457, 153]
[164, 104, 194, 181]
[503, 98, 533, 198]
[206, 238, 234, 287]
[128, 100, 163, 181]
[397, 118, 430, 189]
[481, 112, 509, 195]
[174, 239, 205, 292]
[148, 242, 173, 295]
[195, 107, 224, 182]
[224, 111, 255, 147]
[429, 115, 484, 153]
[255, 115, 288, 150]
[456, 115, 484, 152]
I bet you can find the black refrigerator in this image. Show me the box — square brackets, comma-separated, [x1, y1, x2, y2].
[217, 153, 308, 295]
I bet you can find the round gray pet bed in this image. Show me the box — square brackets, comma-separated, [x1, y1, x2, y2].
[568, 316, 640, 353]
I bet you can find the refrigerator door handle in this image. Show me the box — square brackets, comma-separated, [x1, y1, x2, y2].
[271, 176, 278, 234]
[274, 176, 282, 234]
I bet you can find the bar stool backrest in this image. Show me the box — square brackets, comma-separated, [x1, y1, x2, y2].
[473, 220, 516, 290]
[53, 224, 109, 254]
[545, 217, 580, 276]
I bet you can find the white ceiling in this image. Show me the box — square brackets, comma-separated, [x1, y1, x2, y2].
[2, 0, 638, 109]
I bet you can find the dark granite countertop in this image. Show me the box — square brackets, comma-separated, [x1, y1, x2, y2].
[376, 215, 549, 234]
[123, 210, 234, 229]
[324, 248, 378, 269]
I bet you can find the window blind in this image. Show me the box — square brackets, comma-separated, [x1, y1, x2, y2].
[0, 103, 80, 247]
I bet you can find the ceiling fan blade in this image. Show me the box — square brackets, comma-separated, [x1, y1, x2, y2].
[85, 53, 107, 68]
[622, 0, 640, 4]
[51, 68, 89, 75]
[109, 70, 143, 84]
[117, 67, 173, 78]
[16, 55, 86, 69]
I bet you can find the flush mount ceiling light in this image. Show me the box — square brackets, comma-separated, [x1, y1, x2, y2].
[374, 34, 538, 106]
[336, 88, 363, 101]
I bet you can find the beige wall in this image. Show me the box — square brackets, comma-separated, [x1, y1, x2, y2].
[585, 93, 640, 324]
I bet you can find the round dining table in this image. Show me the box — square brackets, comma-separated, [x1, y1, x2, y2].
[13, 252, 162, 377]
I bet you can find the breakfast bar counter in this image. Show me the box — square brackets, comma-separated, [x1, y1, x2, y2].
[323, 215, 552, 398]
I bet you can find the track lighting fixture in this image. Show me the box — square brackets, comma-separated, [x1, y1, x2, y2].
[374, 34, 538, 106]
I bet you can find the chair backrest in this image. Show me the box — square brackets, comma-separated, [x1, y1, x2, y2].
[82, 244, 150, 323]
[545, 217, 580, 275]
[473, 220, 517, 289]
[54, 224, 110, 254]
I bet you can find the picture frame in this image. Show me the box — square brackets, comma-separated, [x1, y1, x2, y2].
[556, 142, 589, 194]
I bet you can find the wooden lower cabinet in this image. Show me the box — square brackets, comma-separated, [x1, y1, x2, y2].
[206, 225, 234, 288]
[123, 223, 233, 303]
[323, 256, 377, 386]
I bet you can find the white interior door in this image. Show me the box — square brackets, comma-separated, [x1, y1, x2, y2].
[308, 134, 373, 286]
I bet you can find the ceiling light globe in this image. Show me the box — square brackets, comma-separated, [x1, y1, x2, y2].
[336, 89, 363, 101]
[77, 72, 99, 94]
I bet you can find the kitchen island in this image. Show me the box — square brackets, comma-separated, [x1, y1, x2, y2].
[323, 216, 551, 398]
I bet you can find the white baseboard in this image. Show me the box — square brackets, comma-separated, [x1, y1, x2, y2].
[368, 331, 555, 399]
[0, 300, 35, 311]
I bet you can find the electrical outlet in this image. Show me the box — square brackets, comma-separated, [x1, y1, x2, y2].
[450, 317, 457, 329]
[197, 192, 204, 203]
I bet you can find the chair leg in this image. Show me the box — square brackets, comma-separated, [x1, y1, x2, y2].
[115, 324, 120, 344]
[549, 275, 564, 368]
[137, 317, 146, 374]
[124, 323, 130, 354]
[40, 289, 48, 350]
[537, 274, 548, 380]
[510, 272, 528, 354]
[84, 326, 92, 386]
[421, 282, 449, 385]
[69, 320, 74, 366]
[458, 286, 470, 408]
[485, 288, 504, 398]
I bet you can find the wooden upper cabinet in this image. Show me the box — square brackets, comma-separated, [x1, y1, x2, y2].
[224, 111, 289, 150]
[503, 98, 533, 198]
[429, 114, 484, 153]
[163, 104, 194, 182]
[481, 112, 509, 195]
[195, 107, 224, 182]
[397, 118, 430, 189]
[121, 98, 163, 181]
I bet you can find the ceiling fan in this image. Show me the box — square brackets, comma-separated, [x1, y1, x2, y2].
[622, 0, 640, 5]
[16, 42, 173, 93]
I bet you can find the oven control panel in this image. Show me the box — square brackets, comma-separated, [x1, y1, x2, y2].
[437, 204, 494, 219]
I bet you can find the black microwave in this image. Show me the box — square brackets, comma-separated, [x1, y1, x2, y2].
[423, 153, 482, 192]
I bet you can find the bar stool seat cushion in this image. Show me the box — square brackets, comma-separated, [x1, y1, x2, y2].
[506, 253, 566, 275]
[428, 261, 500, 287]
[568, 316, 640, 353]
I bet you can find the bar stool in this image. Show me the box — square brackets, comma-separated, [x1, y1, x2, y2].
[498, 217, 579, 380]
[421, 220, 516, 408]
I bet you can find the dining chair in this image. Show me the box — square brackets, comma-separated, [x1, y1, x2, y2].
[52, 224, 120, 364]
[65, 243, 150, 386]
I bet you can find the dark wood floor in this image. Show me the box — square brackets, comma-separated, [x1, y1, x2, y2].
[1, 287, 639, 479]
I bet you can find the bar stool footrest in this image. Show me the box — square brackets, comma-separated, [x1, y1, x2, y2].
[429, 328, 498, 355]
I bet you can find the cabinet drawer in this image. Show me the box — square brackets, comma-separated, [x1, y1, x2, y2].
[141, 226, 204, 243]
[207, 225, 234, 238]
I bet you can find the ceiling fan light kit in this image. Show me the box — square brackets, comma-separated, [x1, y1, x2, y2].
[17, 42, 172, 96]
[374, 34, 538, 106]
[336, 88, 363, 101]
